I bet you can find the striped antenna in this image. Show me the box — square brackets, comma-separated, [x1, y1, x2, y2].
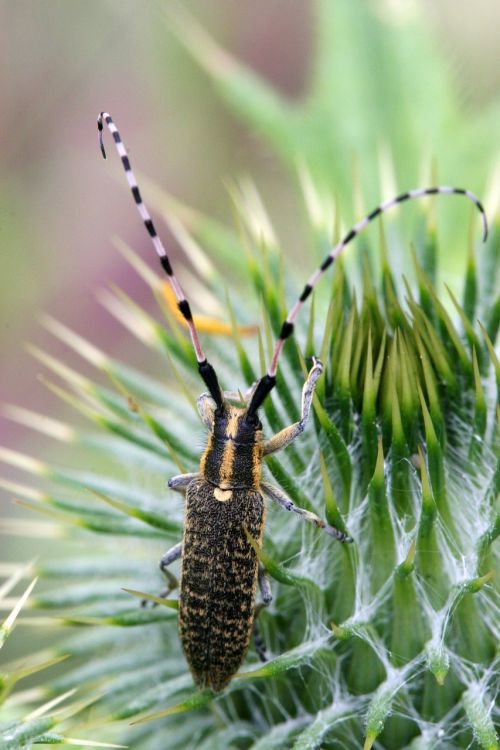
[247, 185, 488, 416]
[97, 112, 223, 408]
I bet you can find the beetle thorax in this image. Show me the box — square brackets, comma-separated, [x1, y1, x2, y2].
[200, 404, 263, 493]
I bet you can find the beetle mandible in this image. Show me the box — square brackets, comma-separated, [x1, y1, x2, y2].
[97, 112, 487, 691]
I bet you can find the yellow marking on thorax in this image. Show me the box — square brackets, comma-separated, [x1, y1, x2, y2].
[252, 440, 263, 487]
[219, 434, 236, 488]
[199, 432, 212, 476]
[226, 411, 240, 438]
[219, 410, 242, 489]
[214, 488, 233, 502]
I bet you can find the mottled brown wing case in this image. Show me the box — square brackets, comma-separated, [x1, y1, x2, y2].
[179, 478, 265, 692]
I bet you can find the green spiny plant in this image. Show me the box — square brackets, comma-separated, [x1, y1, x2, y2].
[1, 3, 499, 748]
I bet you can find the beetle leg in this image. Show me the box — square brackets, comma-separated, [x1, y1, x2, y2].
[262, 482, 352, 543]
[253, 564, 272, 662]
[158, 541, 182, 595]
[262, 357, 323, 455]
[253, 619, 267, 663]
[257, 563, 272, 606]
[142, 541, 182, 607]
[168, 473, 199, 493]
[160, 541, 182, 573]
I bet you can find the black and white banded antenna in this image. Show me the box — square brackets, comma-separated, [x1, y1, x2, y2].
[97, 111, 223, 410]
[246, 184, 488, 417]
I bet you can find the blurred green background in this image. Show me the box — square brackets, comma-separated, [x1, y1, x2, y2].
[1, 0, 500, 492]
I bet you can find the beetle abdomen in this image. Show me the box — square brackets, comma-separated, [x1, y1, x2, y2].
[179, 478, 265, 692]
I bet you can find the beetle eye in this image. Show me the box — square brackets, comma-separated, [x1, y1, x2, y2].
[244, 412, 259, 427]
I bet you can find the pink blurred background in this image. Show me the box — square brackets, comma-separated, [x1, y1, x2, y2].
[1, 0, 499, 487]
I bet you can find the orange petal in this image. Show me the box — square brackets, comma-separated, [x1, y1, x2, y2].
[162, 282, 258, 337]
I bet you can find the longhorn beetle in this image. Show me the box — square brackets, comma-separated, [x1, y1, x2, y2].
[97, 112, 487, 692]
